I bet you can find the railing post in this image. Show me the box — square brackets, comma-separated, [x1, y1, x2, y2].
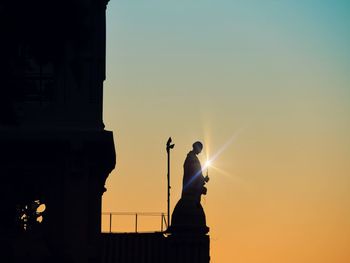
[109, 213, 112, 233]
[135, 213, 138, 233]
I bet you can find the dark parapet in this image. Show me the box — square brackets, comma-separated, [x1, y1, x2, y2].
[101, 232, 210, 263]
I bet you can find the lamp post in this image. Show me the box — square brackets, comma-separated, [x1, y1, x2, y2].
[166, 137, 175, 229]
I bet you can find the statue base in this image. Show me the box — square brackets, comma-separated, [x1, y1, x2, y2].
[168, 197, 209, 235]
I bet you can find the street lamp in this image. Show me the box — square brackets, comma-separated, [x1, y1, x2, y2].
[166, 137, 175, 229]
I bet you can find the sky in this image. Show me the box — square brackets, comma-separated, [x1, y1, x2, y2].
[102, 1, 350, 262]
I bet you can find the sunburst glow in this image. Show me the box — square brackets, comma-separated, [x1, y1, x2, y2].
[202, 128, 244, 173]
[204, 160, 212, 169]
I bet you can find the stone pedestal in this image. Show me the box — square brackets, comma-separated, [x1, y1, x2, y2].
[165, 198, 210, 263]
[169, 198, 209, 234]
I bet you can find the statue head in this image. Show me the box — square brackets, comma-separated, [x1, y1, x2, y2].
[192, 141, 203, 155]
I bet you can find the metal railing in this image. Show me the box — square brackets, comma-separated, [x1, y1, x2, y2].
[101, 212, 168, 233]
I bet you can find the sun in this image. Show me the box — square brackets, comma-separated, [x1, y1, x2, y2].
[204, 160, 212, 169]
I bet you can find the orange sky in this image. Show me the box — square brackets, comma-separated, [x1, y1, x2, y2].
[102, 1, 350, 262]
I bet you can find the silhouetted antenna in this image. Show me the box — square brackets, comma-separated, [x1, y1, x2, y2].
[166, 137, 175, 229]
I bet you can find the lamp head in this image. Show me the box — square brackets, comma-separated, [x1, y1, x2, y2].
[166, 137, 175, 151]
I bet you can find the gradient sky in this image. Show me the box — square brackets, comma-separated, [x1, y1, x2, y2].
[102, 1, 350, 262]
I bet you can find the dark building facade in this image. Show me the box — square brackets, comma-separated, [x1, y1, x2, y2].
[0, 1, 209, 262]
[0, 1, 115, 262]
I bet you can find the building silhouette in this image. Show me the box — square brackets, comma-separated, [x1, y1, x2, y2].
[0, 1, 209, 262]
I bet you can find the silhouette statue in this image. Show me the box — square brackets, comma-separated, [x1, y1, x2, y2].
[182, 141, 209, 204]
[169, 141, 210, 234]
